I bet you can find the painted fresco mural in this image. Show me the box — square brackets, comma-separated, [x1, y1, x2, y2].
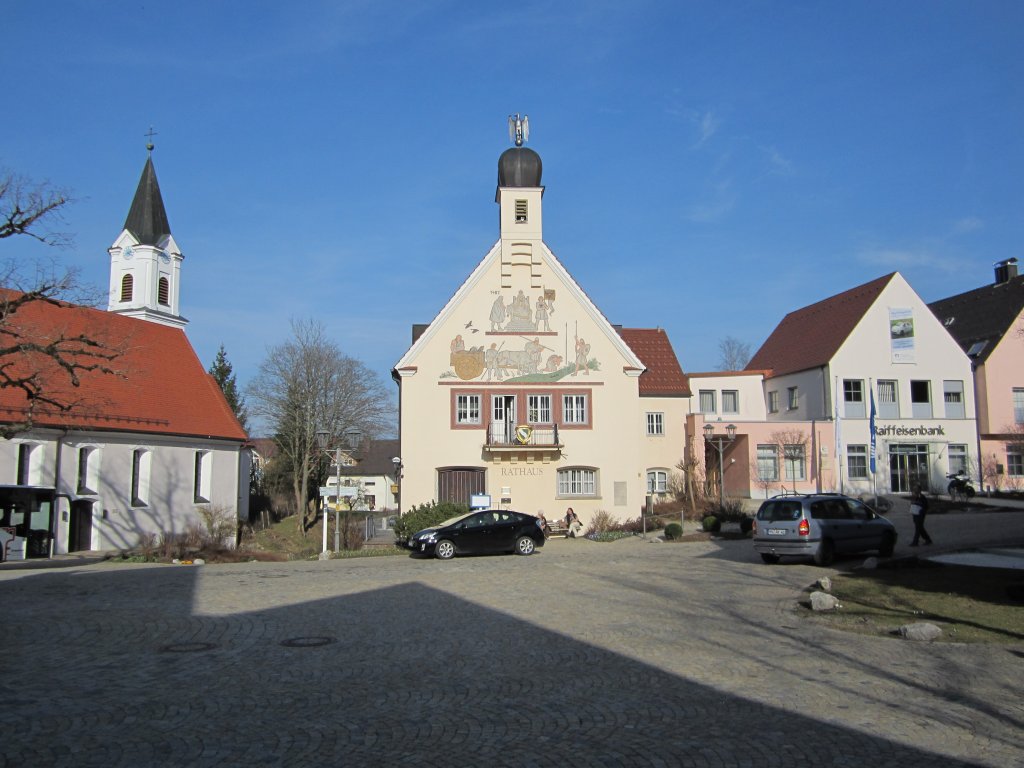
[442, 287, 601, 383]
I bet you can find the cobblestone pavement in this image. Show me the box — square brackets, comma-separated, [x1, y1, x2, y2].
[2, 511, 1023, 767]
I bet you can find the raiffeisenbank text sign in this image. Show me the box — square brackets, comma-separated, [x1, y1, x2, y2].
[875, 424, 946, 437]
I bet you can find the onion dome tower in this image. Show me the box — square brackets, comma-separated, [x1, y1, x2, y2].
[495, 114, 545, 289]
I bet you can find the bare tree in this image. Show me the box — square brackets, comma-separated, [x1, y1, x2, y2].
[717, 336, 751, 371]
[246, 319, 393, 534]
[0, 172, 120, 436]
[0, 171, 73, 247]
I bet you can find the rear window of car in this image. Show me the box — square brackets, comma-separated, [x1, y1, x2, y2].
[756, 500, 802, 521]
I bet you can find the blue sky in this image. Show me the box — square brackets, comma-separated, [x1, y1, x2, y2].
[3, 1, 1022, 432]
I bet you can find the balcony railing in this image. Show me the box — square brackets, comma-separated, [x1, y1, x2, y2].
[486, 422, 562, 449]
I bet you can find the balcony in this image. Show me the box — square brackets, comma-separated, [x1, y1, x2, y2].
[485, 422, 562, 454]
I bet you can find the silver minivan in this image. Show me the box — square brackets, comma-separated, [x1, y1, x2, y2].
[752, 493, 897, 565]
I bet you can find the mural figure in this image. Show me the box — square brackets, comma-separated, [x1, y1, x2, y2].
[535, 294, 552, 332]
[506, 290, 535, 331]
[489, 295, 508, 331]
[484, 342, 504, 381]
[573, 333, 591, 376]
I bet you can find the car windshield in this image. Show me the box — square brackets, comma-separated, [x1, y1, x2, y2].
[757, 500, 802, 522]
[438, 513, 474, 527]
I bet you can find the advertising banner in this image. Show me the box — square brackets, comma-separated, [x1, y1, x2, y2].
[889, 308, 915, 363]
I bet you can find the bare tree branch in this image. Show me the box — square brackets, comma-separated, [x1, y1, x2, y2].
[0, 170, 75, 248]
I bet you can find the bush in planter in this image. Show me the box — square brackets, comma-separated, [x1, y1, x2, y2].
[702, 515, 721, 533]
[664, 522, 682, 540]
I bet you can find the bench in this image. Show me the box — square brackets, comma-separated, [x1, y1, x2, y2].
[546, 521, 569, 538]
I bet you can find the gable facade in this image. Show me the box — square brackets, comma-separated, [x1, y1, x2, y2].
[393, 140, 688, 527]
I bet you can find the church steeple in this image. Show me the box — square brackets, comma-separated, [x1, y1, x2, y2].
[107, 137, 187, 329]
[123, 154, 171, 246]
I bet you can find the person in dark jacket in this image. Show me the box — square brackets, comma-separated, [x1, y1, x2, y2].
[909, 485, 933, 546]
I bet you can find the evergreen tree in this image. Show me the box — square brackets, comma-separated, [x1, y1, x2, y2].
[209, 344, 249, 431]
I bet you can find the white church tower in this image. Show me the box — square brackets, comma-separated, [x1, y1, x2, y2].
[107, 141, 187, 328]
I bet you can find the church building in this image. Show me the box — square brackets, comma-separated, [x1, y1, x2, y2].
[0, 145, 249, 559]
[392, 118, 692, 527]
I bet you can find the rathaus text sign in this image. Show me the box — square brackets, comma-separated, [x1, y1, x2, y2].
[875, 424, 946, 437]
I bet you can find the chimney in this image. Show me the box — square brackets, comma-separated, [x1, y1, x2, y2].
[994, 257, 1019, 285]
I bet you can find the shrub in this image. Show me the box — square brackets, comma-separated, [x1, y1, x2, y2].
[664, 522, 683, 540]
[585, 509, 617, 535]
[702, 515, 721, 533]
[738, 517, 754, 535]
[392, 501, 469, 540]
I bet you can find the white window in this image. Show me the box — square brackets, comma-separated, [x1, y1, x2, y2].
[784, 444, 806, 481]
[699, 390, 716, 414]
[768, 391, 779, 414]
[1013, 388, 1024, 424]
[455, 394, 481, 424]
[515, 199, 528, 223]
[843, 379, 865, 418]
[558, 467, 597, 497]
[528, 395, 552, 424]
[77, 447, 100, 495]
[194, 451, 212, 503]
[722, 390, 739, 414]
[943, 381, 965, 418]
[756, 445, 778, 481]
[646, 412, 664, 435]
[847, 445, 868, 479]
[948, 444, 968, 476]
[647, 470, 668, 493]
[562, 394, 588, 425]
[131, 449, 151, 507]
[877, 380, 899, 419]
[787, 387, 798, 410]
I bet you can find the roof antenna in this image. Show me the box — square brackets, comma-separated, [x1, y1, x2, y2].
[145, 125, 158, 153]
[507, 113, 529, 147]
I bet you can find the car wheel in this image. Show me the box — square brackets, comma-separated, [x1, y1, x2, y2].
[760, 553, 780, 564]
[435, 540, 456, 560]
[515, 536, 536, 556]
[878, 532, 896, 558]
[814, 539, 835, 566]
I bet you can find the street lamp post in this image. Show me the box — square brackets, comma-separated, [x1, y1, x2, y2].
[703, 423, 737, 506]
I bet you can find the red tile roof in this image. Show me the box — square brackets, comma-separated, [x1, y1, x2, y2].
[618, 328, 692, 397]
[0, 291, 246, 441]
[746, 273, 896, 377]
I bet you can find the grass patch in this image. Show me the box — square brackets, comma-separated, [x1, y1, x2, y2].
[804, 560, 1024, 644]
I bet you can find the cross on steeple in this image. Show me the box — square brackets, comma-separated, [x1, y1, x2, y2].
[145, 126, 158, 152]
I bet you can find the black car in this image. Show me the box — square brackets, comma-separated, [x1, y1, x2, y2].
[405, 509, 546, 559]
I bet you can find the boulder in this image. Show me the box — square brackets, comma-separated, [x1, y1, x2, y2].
[899, 622, 942, 642]
[816, 577, 832, 592]
[809, 591, 840, 611]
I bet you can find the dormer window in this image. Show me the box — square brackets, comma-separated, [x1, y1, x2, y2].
[515, 199, 528, 223]
[158, 276, 169, 306]
[120, 274, 133, 302]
